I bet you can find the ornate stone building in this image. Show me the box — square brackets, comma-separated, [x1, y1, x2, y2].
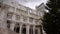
[0, 0, 45, 34]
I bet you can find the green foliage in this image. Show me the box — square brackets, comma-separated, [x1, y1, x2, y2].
[43, 0, 60, 34]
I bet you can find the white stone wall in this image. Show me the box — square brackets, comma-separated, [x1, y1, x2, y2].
[0, 0, 45, 34]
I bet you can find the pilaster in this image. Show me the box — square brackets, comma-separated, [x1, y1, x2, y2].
[19, 24, 22, 34]
[33, 26, 35, 34]
[10, 22, 15, 31]
[26, 25, 30, 34]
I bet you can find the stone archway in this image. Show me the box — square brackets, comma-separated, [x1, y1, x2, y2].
[22, 24, 26, 34]
[14, 23, 20, 33]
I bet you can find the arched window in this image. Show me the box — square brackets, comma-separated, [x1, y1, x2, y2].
[14, 23, 20, 33]
[29, 26, 33, 34]
[22, 24, 26, 34]
[7, 20, 10, 28]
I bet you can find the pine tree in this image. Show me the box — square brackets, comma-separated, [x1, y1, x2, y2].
[43, 0, 60, 34]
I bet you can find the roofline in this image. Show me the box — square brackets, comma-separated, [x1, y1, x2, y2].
[36, 3, 44, 8]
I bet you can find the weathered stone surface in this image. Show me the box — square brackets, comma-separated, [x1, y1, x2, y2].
[0, 0, 46, 34]
[8, 29, 19, 34]
[0, 28, 8, 34]
[0, 28, 19, 34]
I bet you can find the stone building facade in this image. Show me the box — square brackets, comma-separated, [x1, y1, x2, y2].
[0, 0, 45, 34]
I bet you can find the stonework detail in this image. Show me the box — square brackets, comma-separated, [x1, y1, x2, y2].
[0, 0, 45, 34]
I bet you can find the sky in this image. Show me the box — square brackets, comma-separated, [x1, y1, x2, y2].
[15, 0, 48, 9]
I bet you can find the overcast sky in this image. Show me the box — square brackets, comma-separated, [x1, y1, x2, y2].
[15, 0, 48, 9]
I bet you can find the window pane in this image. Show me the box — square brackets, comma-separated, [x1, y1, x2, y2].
[15, 15, 20, 20]
[7, 20, 10, 28]
[7, 13, 13, 19]
[35, 19, 38, 24]
[29, 18, 33, 23]
[23, 16, 27, 22]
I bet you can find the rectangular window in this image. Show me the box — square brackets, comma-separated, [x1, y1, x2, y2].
[7, 12, 13, 19]
[0, 5, 1, 8]
[35, 19, 38, 24]
[23, 16, 27, 22]
[7, 20, 10, 28]
[15, 15, 20, 20]
[29, 18, 33, 23]
[0, 2, 1, 8]
[16, 8, 21, 13]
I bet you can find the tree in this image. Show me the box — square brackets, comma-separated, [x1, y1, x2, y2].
[43, 0, 60, 34]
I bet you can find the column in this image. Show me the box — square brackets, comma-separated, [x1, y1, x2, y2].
[10, 22, 15, 31]
[33, 26, 35, 34]
[26, 25, 30, 34]
[19, 24, 22, 34]
[27, 17, 29, 23]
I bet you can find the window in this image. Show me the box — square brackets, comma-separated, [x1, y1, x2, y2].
[14, 23, 20, 33]
[22, 24, 26, 34]
[22, 28, 26, 34]
[36, 12, 39, 16]
[15, 23, 19, 27]
[33, 11, 36, 14]
[0, 2, 1, 8]
[29, 18, 33, 23]
[16, 8, 21, 13]
[7, 13, 13, 19]
[39, 12, 42, 16]
[29, 10, 32, 13]
[35, 29, 38, 34]
[0, 5, 1, 8]
[29, 26, 33, 34]
[15, 15, 20, 20]
[23, 16, 27, 22]
[29, 28, 33, 34]
[24, 11, 28, 14]
[7, 20, 10, 28]
[35, 19, 38, 24]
